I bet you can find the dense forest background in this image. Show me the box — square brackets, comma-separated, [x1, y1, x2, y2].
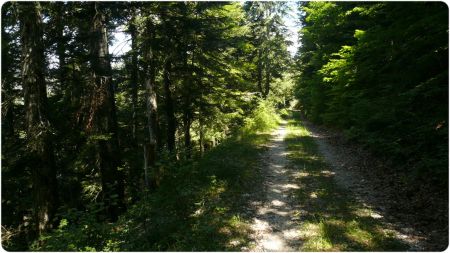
[296, 2, 448, 188]
[1, 1, 448, 251]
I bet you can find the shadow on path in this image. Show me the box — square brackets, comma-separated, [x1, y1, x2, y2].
[250, 121, 302, 251]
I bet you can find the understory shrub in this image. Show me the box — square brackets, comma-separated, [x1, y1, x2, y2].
[242, 99, 280, 133]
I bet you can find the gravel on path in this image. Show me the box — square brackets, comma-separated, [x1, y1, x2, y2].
[302, 117, 426, 251]
[249, 121, 301, 252]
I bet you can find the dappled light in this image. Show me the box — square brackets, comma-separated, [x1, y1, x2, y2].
[249, 121, 303, 251]
[285, 111, 415, 251]
[2, 1, 447, 251]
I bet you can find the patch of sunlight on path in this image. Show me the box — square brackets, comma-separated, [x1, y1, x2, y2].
[249, 120, 301, 251]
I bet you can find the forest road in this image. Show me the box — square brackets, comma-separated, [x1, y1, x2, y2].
[247, 117, 423, 251]
[249, 121, 301, 251]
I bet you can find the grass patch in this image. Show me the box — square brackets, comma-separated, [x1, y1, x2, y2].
[286, 111, 408, 251]
[164, 131, 272, 251]
[106, 130, 273, 251]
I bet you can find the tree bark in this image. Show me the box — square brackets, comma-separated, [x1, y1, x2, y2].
[163, 58, 176, 153]
[199, 116, 205, 156]
[129, 11, 138, 142]
[264, 58, 271, 98]
[144, 17, 160, 189]
[87, 2, 124, 221]
[126, 10, 140, 200]
[263, 22, 271, 98]
[55, 2, 66, 94]
[2, 9, 14, 138]
[182, 63, 193, 159]
[257, 49, 264, 97]
[19, 2, 59, 234]
[183, 108, 192, 158]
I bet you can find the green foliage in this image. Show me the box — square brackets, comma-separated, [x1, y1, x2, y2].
[2, 1, 294, 249]
[279, 108, 290, 119]
[268, 73, 296, 107]
[30, 109, 274, 251]
[242, 99, 280, 133]
[294, 2, 448, 187]
[244, 1, 291, 98]
[30, 204, 112, 251]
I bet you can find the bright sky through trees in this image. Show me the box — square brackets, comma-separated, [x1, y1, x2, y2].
[110, 1, 301, 57]
[110, 27, 131, 57]
[4, 1, 446, 251]
[284, 1, 300, 55]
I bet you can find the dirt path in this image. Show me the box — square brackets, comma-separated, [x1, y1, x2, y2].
[302, 119, 425, 250]
[249, 121, 301, 251]
[247, 116, 428, 251]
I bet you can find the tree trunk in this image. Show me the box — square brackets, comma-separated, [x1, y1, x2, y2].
[2, 10, 14, 138]
[182, 59, 192, 159]
[55, 2, 66, 94]
[127, 11, 140, 200]
[199, 116, 205, 156]
[19, 2, 59, 234]
[183, 108, 192, 158]
[129, 12, 138, 142]
[144, 17, 160, 189]
[257, 49, 264, 97]
[87, 2, 124, 221]
[163, 58, 176, 153]
[264, 59, 271, 98]
[69, 22, 85, 124]
[143, 145, 149, 189]
[262, 20, 271, 98]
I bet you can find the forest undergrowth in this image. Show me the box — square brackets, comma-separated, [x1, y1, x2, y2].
[2, 1, 447, 251]
[26, 102, 281, 251]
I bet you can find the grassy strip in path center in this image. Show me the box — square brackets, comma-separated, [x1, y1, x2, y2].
[285, 111, 409, 251]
